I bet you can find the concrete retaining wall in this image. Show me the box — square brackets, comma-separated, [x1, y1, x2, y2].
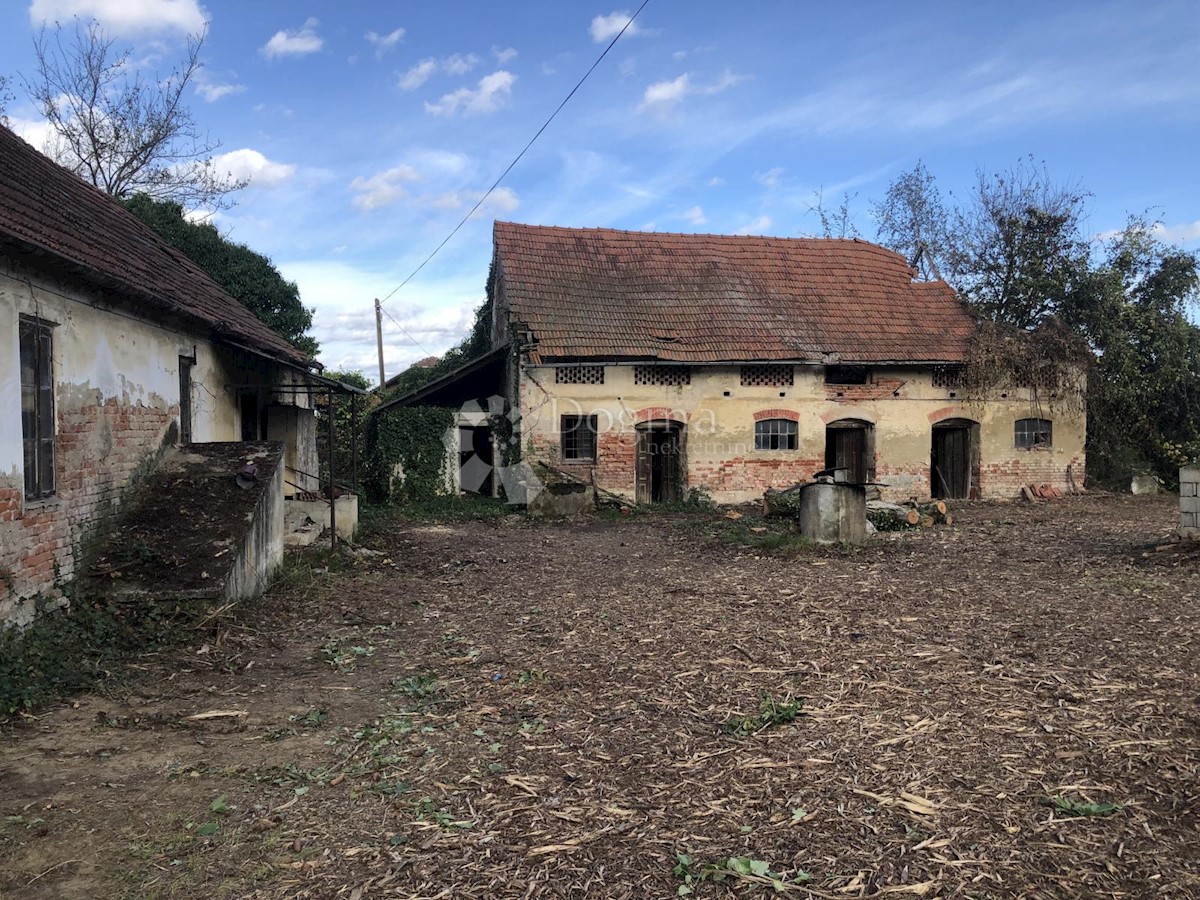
[1181, 467, 1199, 540]
[223, 450, 285, 601]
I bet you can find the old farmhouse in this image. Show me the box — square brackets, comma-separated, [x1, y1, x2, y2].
[383, 221, 1086, 505]
[0, 125, 331, 625]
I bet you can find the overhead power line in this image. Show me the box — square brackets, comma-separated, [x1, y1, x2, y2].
[378, 0, 651, 309]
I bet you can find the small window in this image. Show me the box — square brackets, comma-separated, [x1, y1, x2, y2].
[634, 365, 691, 386]
[561, 414, 598, 461]
[754, 418, 797, 451]
[825, 365, 869, 385]
[556, 365, 604, 385]
[1015, 418, 1052, 449]
[741, 365, 794, 387]
[20, 316, 56, 500]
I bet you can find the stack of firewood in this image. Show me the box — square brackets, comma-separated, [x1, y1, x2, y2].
[866, 499, 954, 531]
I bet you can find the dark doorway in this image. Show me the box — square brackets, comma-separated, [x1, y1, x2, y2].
[825, 419, 874, 484]
[931, 419, 979, 499]
[178, 355, 194, 444]
[636, 422, 684, 504]
[458, 425, 494, 496]
[240, 390, 267, 441]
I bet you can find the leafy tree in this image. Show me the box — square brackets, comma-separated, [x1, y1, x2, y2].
[872, 160, 948, 281]
[1064, 216, 1200, 485]
[24, 22, 244, 211]
[947, 158, 1091, 329]
[125, 194, 316, 355]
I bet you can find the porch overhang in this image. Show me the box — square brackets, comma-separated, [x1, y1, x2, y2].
[374, 346, 508, 413]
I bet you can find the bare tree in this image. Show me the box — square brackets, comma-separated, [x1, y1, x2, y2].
[872, 160, 948, 281]
[0, 74, 12, 124]
[806, 188, 860, 239]
[23, 22, 245, 210]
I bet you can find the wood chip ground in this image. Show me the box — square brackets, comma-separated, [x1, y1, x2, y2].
[1, 494, 1197, 898]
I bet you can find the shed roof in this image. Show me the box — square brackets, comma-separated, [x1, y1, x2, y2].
[493, 221, 977, 364]
[0, 125, 312, 368]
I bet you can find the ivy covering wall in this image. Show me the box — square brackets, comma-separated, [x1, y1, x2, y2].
[362, 292, 502, 504]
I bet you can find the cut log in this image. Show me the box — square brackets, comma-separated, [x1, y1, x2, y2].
[942, 513, 954, 526]
[920, 515, 935, 528]
[905, 509, 921, 526]
[933, 500, 947, 516]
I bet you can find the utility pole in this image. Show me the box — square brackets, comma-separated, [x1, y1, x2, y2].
[374, 298, 386, 388]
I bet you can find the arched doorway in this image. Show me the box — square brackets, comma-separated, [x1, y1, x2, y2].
[825, 418, 875, 484]
[931, 418, 980, 499]
[635, 420, 685, 504]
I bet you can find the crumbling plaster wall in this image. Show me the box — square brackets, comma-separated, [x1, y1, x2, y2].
[0, 259, 300, 624]
[518, 364, 1085, 504]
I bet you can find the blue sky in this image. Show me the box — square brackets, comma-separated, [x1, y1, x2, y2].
[3, 0, 1199, 379]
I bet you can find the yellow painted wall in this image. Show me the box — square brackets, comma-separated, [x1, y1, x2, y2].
[518, 364, 1085, 502]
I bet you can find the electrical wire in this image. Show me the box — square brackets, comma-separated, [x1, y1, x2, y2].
[378, 0, 651, 309]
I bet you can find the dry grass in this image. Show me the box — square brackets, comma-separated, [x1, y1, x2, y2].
[1, 494, 1198, 898]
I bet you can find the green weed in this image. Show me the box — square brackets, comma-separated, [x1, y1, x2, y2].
[721, 693, 805, 737]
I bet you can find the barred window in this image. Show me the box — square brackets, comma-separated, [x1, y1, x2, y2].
[561, 415, 598, 461]
[20, 316, 56, 500]
[740, 365, 794, 387]
[1014, 418, 1052, 449]
[556, 365, 605, 385]
[754, 418, 797, 451]
[634, 365, 691, 386]
[825, 365, 869, 385]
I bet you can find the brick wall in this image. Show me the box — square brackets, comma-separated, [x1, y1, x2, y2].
[1181, 467, 1199, 540]
[0, 396, 175, 624]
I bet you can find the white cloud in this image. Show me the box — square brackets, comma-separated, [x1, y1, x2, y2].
[261, 17, 323, 60]
[365, 26, 405, 58]
[680, 205, 707, 226]
[29, 0, 206, 34]
[426, 186, 520, 214]
[425, 70, 516, 117]
[1153, 220, 1200, 244]
[194, 71, 244, 103]
[210, 149, 296, 188]
[443, 52, 481, 76]
[734, 215, 772, 235]
[493, 46, 518, 64]
[638, 69, 745, 113]
[278, 260, 483, 378]
[398, 58, 437, 91]
[182, 207, 219, 225]
[756, 166, 784, 188]
[639, 73, 690, 112]
[350, 165, 421, 211]
[618, 57, 637, 78]
[590, 11, 640, 43]
[9, 114, 57, 153]
[707, 176, 725, 187]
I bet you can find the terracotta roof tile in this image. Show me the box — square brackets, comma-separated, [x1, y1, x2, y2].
[494, 221, 976, 364]
[0, 126, 311, 367]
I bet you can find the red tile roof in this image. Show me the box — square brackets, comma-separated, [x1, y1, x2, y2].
[493, 221, 977, 364]
[0, 126, 311, 367]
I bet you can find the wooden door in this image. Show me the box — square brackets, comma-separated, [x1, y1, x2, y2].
[635, 429, 651, 504]
[932, 427, 970, 499]
[825, 428, 867, 483]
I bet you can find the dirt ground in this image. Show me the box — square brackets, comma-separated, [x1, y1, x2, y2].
[1, 494, 1198, 899]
